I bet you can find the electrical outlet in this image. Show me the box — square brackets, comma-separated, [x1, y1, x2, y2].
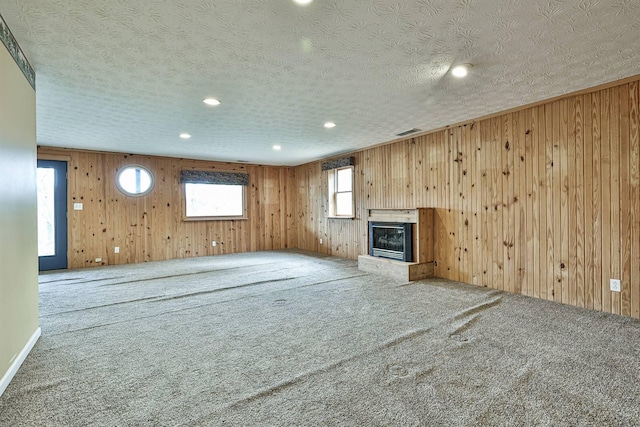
[73, 203, 83, 210]
[319, 238, 323, 245]
[114, 247, 120, 254]
[212, 241, 217, 247]
[610, 279, 621, 292]
[95, 257, 102, 263]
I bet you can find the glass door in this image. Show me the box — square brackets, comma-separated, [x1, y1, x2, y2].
[37, 160, 68, 270]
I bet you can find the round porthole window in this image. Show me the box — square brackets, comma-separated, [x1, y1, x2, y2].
[115, 165, 154, 196]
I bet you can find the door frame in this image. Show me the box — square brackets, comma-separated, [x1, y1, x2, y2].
[37, 159, 68, 271]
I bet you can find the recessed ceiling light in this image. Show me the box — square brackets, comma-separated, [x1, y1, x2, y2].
[324, 122, 336, 128]
[451, 64, 472, 78]
[203, 98, 220, 106]
[179, 133, 191, 139]
[273, 145, 282, 150]
[293, 0, 313, 5]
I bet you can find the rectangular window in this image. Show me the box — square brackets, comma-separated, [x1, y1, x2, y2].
[180, 170, 249, 220]
[184, 183, 245, 219]
[328, 166, 354, 218]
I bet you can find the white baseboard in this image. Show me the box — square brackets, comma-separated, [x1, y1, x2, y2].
[0, 327, 41, 397]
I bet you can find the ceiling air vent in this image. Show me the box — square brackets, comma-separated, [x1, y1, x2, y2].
[396, 128, 422, 137]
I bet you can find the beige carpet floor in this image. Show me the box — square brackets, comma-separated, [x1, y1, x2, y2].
[1, 250, 639, 426]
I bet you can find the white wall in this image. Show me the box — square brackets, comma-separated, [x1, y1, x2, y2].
[0, 38, 39, 393]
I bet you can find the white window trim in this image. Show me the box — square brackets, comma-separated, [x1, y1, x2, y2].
[115, 164, 155, 197]
[182, 182, 249, 221]
[328, 166, 355, 219]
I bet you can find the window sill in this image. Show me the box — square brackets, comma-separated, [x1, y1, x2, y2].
[327, 216, 355, 220]
[183, 216, 248, 221]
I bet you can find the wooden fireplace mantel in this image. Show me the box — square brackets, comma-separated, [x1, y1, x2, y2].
[359, 208, 435, 281]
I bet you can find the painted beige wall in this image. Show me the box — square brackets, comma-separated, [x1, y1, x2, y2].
[0, 44, 38, 381]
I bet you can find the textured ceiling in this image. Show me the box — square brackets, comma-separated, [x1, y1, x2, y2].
[1, 0, 640, 166]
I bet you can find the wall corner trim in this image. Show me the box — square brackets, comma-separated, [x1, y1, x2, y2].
[0, 327, 41, 397]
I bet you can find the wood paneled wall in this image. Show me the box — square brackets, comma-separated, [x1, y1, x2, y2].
[38, 77, 640, 318]
[38, 148, 297, 269]
[294, 78, 640, 319]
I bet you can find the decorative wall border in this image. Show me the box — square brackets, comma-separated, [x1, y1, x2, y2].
[0, 13, 35, 90]
[180, 170, 250, 186]
[321, 157, 355, 171]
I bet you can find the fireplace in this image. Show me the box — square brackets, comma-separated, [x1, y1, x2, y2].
[369, 222, 413, 262]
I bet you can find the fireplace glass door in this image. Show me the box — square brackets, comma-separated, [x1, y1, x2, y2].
[369, 222, 412, 262]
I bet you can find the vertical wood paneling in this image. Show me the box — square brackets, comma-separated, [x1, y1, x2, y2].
[619, 85, 631, 317]
[38, 148, 296, 269]
[552, 100, 563, 303]
[573, 96, 586, 308]
[460, 126, 470, 283]
[472, 122, 482, 286]
[559, 99, 569, 304]
[481, 120, 492, 288]
[545, 104, 555, 301]
[516, 110, 527, 296]
[592, 91, 603, 311]
[600, 89, 612, 313]
[40, 77, 640, 320]
[292, 77, 640, 319]
[630, 81, 640, 318]
[530, 107, 540, 299]
[567, 98, 576, 306]
[583, 94, 594, 309]
[492, 117, 504, 292]
[503, 115, 514, 294]
[462, 125, 471, 285]
[537, 105, 548, 301]
[610, 87, 621, 315]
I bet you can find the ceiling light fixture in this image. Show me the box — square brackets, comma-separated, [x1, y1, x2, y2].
[324, 122, 336, 128]
[451, 64, 472, 78]
[203, 98, 221, 106]
[293, 0, 313, 5]
[273, 145, 282, 150]
[179, 133, 191, 139]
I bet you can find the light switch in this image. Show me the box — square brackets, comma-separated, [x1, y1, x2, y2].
[74, 203, 83, 210]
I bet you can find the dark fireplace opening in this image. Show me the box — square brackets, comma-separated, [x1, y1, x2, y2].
[369, 222, 413, 262]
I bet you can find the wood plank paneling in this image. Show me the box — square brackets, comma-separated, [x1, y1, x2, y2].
[583, 94, 594, 309]
[619, 85, 631, 317]
[293, 77, 640, 319]
[38, 148, 296, 269]
[481, 120, 492, 288]
[630, 81, 640, 318]
[559, 99, 569, 304]
[592, 91, 603, 311]
[503, 114, 514, 295]
[537, 105, 548, 302]
[492, 117, 504, 292]
[610, 87, 621, 315]
[574, 96, 586, 308]
[530, 107, 541, 299]
[515, 110, 526, 296]
[40, 76, 640, 320]
[545, 103, 555, 302]
[601, 89, 612, 313]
